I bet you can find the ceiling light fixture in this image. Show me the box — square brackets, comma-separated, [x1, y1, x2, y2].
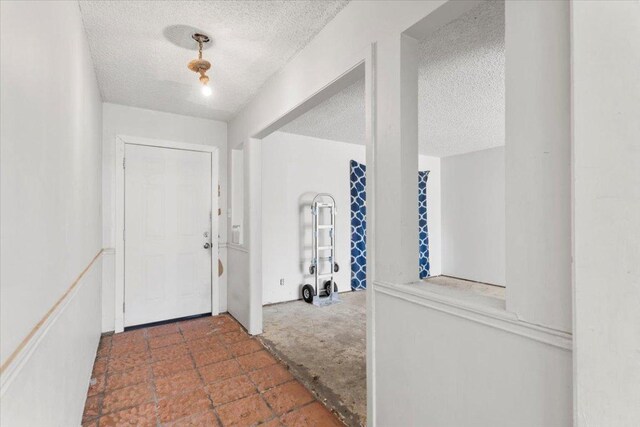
[188, 33, 212, 97]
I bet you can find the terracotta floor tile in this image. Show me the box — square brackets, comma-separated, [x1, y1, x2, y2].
[211, 321, 240, 334]
[263, 381, 314, 415]
[108, 351, 150, 373]
[187, 336, 223, 353]
[219, 330, 251, 345]
[97, 346, 110, 359]
[216, 394, 273, 426]
[192, 346, 232, 367]
[88, 374, 105, 396]
[102, 382, 153, 414]
[111, 340, 148, 357]
[112, 329, 146, 344]
[179, 316, 214, 331]
[92, 358, 107, 376]
[150, 342, 190, 363]
[280, 402, 343, 427]
[154, 368, 203, 399]
[147, 323, 179, 337]
[261, 418, 284, 427]
[85, 315, 335, 427]
[248, 364, 294, 392]
[100, 334, 114, 345]
[82, 395, 102, 422]
[205, 374, 257, 406]
[237, 350, 277, 372]
[182, 326, 216, 342]
[212, 314, 236, 326]
[97, 336, 112, 358]
[149, 332, 184, 349]
[198, 359, 243, 384]
[106, 365, 151, 391]
[166, 410, 220, 427]
[158, 388, 212, 424]
[228, 339, 264, 357]
[98, 402, 157, 427]
[152, 354, 194, 378]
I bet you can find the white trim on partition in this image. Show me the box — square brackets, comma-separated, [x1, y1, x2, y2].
[374, 280, 573, 351]
[364, 42, 377, 427]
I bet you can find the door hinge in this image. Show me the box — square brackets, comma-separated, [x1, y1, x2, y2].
[122, 157, 126, 169]
[123, 301, 125, 312]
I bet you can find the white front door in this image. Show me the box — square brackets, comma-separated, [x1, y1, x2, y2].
[124, 144, 213, 327]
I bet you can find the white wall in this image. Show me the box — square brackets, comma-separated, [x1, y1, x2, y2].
[441, 147, 505, 286]
[227, 142, 252, 331]
[230, 149, 245, 244]
[505, 0, 572, 333]
[227, 247, 250, 326]
[227, 139, 264, 334]
[101, 103, 228, 331]
[572, 1, 640, 425]
[375, 290, 572, 427]
[261, 132, 364, 304]
[226, 0, 575, 424]
[1, 1, 103, 425]
[261, 132, 441, 304]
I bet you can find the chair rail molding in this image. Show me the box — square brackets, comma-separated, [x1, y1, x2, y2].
[0, 249, 104, 393]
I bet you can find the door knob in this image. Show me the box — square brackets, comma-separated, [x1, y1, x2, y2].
[204, 242, 211, 249]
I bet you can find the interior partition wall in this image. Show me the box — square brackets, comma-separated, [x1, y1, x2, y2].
[373, 1, 573, 425]
[227, 1, 575, 424]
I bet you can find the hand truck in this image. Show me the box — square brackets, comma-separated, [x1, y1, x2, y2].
[302, 193, 340, 306]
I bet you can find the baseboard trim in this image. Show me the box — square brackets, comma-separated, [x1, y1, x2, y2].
[0, 249, 103, 391]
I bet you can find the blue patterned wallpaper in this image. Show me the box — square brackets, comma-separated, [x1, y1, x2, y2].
[350, 160, 367, 290]
[349, 160, 430, 290]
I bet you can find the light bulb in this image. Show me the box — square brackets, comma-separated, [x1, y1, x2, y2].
[201, 84, 212, 97]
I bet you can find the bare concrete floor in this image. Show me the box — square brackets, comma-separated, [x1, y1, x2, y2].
[260, 291, 366, 427]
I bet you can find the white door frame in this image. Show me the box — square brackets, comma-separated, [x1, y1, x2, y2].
[115, 135, 219, 333]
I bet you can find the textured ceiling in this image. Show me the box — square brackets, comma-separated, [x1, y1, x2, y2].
[280, 78, 365, 145]
[79, 0, 349, 121]
[281, 1, 505, 157]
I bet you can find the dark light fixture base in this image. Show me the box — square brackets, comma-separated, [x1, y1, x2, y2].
[192, 33, 210, 44]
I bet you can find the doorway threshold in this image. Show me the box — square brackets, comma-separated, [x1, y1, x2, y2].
[124, 312, 214, 332]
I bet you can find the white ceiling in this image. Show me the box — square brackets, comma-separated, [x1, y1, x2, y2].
[280, 78, 365, 145]
[79, 0, 349, 121]
[281, 0, 505, 157]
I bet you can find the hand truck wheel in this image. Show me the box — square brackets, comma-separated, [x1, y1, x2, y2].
[323, 280, 338, 295]
[302, 284, 315, 303]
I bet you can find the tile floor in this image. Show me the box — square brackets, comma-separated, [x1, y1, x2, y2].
[83, 314, 343, 427]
